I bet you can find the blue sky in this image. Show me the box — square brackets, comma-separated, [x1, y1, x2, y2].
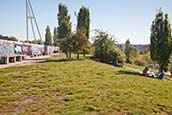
[0, 0, 172, 44]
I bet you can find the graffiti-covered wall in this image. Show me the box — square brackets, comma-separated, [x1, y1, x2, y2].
[31, 44, 44, 55]
[22, 45, 31, 55]
[0, 41, 15, 56]
[14, 45, 22, 54]
[44, 46, 59, 55]
[0, 40, 59, 57]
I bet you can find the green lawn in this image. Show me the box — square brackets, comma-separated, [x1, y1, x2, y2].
[0, 55, 172, 115]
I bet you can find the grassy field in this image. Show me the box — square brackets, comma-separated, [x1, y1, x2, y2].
[0, 54, 172, 115]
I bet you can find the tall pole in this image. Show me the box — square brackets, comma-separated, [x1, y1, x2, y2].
[28, 0, 42, 41]
[28, 3, 36, 41]
[26, 0, 43, 43]
[26, 0, 29, 42]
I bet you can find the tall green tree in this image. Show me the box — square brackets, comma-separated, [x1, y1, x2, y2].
[57, 3, 72, 58]
[71, 28, 90, 59]
[150, 10, 172, 72]
[77, 6, 90, 57]
[77, 6, 90, 39]
[58, 3, 71, 39]
[125, 39, 132, 63]
[53, 27, 58, 46]
[45, 25, 52, 46]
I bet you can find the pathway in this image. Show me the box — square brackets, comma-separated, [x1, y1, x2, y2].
[124, 66, 143, 74]
[0, 54, 58, 69]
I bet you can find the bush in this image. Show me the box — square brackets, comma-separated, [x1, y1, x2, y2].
[93, 30, 124, 66]
[133, 53, 153, 66]
[134, 59, 146, 66]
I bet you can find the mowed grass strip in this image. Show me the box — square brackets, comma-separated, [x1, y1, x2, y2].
[0, 55, 172, 115]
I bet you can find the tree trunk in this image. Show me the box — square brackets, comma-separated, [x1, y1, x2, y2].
[66, 52, 69, 59]
[83, 53, 85, 58]
[77, 53, 79, 59]
[69, 51, 71, 59]
[159, 63, 163, 73]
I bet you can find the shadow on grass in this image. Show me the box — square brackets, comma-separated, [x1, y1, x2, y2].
[118, 70, 142, 76]
[40, 58, 85, 63]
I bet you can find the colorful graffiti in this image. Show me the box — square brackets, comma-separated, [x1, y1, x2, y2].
[44, 46, 59, 54]
[14, 45, 22, 54]
[31, 44, 44, 55]
[22, 45, 31, 55]
[0, 40, 59, 57]
[0, 41, 15, 56]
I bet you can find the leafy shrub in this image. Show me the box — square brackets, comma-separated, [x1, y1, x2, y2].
[134, 59, 146, 66]
[133, 52, 153, 66]
[93, 30, 124, 65]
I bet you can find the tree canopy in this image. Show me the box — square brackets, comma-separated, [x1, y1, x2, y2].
[57, 3, 71, 39]
[77, 6, 90, 39]
[71, 28, 90, 59]
[150, 10, 172, 72]
[57, 3, 72, 58]
[53, 27, 58, 46]
[45, 25, 52, 46]
[124, 39, 138, 64]
[93, 30, 124, 65]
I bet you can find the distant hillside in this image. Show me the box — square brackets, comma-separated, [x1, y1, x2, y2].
[119, 44, 150, 51]
[132, 44, 150, 51]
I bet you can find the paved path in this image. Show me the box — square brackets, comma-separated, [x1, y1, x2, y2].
[0, 54, 57, 69]
[124, 66, 143, 74]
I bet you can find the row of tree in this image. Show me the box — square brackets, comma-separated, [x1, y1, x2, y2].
[44, 3, 90, 59]
[44, 5, 172, 73]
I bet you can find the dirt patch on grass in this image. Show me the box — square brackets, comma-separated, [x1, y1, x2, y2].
[11, 78, 25, 84]
[14, 97, 35, 105]
[25, 69, 48, 74]
[42, 93, 64, 102]
[4, 71, 21, 76]
[4, 69, 48, 77]
[0, 105, 25, 115]
[12, 87, 42, 96]
[0, 97, 35, 114]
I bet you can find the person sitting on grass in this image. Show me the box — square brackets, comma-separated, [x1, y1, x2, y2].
[143, 67, 156, 78]
[156, 72, 164, 80]
[156, 68, 168, 80]
[143, 66, 165, 79]
[143, 67, 149, 76]
[113, 61, 121, 67]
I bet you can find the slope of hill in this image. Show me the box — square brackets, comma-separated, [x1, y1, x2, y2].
[0, 55, 172, 114]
